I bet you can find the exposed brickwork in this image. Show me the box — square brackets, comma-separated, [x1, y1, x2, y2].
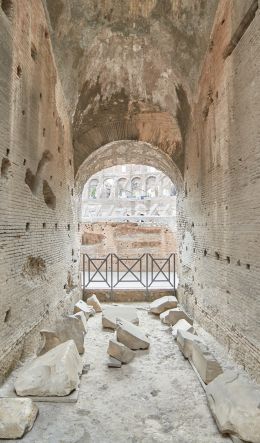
[178, 0, 260, 381]
[0, 1, 79, 381]
[80, 221, 176, 265]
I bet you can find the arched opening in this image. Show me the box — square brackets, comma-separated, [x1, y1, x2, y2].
[76, 140, 183, 298]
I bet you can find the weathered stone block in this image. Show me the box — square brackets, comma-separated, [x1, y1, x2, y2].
[206, 371, 260, 443]
[15, 340, 82, 397]
[171, 319, 195, 338]
[149, 295, 178, 314]
[160, 308, 193, 326]
[176, 329, 201, 359]
[192, 342, 222, 384]
[102, 306, 139, 329]
[107, 357, 122, 368]
[87, 294, 102, 312]
[107, 339, 135, 363]
[38, 312, 87, 356]
[74, 299, 95, 319]
[116, 319, 150, 350]
[0, 398, 38, 439]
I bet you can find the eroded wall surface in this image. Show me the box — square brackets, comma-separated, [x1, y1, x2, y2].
[178, 0, 260, 380]
[81, 222, 176, 259]
[0, 1, 79, 381]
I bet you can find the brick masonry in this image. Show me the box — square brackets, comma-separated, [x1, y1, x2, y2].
[0, 0, 79, 381]
[178, 0, 260, 381]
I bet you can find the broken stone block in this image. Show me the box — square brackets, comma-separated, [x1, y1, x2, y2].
[149, 295, 178, 314]
[0, 398, 38, 439]
[74, 299, 95, 319]
[116, 319, 150, 350]
[176, 329, 201, 359]
[171, 319, 195, 339]
[102, 306, 139, 329]
[38, 330, 61, 356]
[206, 371, 260, 443]
[87, 294, 102, 312]
[160, 307, 193, 326]
[15, 340, 82, 397]
[107, 357, 122, 368]
[55, 312, 87, 354]
[107, 339, 135, 363]
[38, 312, 87, 355]
[192, 341, 222, 384]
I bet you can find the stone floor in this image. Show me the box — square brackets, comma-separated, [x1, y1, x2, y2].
[2, 303, 232, 443]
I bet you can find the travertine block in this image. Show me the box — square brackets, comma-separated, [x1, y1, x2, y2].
[15, 340, 82, 397]
[107, 339, 135, 363]
[171, 319, 195, 338]
[87, 294, 102, 312]
[102, 306, 139, 329]
[38, 312, 87, 356]
[149, 295, 178, 314]
[176, 329, 201, 359]
[160, 308, 192, 326]
[206, 371, 260, 443]
[74, 299, 95, 319]
[116, 319, 150, 350]
[0, 398, 38, 439]
[192, 342, 222, 384]
[107, 357, 122, 368]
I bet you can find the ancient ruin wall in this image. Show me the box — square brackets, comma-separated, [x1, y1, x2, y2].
[80, 221, 177, 266]
[178, 0, 260, 380]
[0, 1, 79, 381]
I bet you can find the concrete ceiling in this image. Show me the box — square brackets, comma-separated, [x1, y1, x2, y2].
[44, 0, 219, 174]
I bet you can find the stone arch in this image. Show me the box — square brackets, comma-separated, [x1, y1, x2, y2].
[75, 140, 183, 198]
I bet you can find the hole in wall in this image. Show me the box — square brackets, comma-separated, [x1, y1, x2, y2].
[246, 264, 250, 270]
[40, 92, 42, 99]
[21, 256, 46, 280]
[71, 188, 74, 196]
[23, 159, 26, 165]
[69, 159, 72, 166]
[17, 65, 22, 78]
[6, 148, 10, 156]
[67, 224, 70, 231]
[43, 222, 46, 229]
[55, 223, 58, 230]
[31, 43, 37, 61]
[43, 128, 46, 137]
[44, 29, 49, 38]
[43, 180, 56, 210]
[22, 110, 25, 115]
[204, 249, 207, 256]
[226, 256, 230, 264]
[1, 157, 11, 178]
[58, 146, 61, 153]
[26, 222, 30, 231]
[215, 252, 220, 260]
[4, 308, 11, 323]
[1, 0, 13, 20]
[237, 260, 241, 266]
[25, 168, 36, 193]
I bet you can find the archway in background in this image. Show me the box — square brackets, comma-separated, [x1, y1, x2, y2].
[75, 140, 183, 198]
[76, 140, 183, 294]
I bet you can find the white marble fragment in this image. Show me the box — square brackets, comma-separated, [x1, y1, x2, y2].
[0, 398, 38, 439]
[15, 340, 82, 397]
[149, 295, 178, 314]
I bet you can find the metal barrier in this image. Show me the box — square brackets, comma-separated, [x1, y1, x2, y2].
[82, 253, 176, 291]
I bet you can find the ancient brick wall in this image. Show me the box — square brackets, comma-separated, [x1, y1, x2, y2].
[0, 1, 79, 381]
[80, 221, 176, 269]
[178, 0, 260, 381]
